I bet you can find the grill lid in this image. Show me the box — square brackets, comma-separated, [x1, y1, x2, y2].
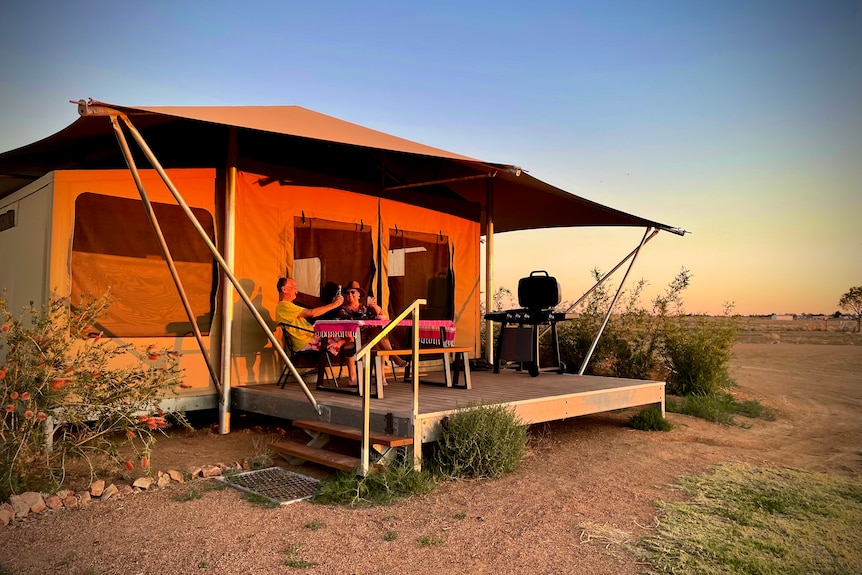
[517, 270, 561, 310]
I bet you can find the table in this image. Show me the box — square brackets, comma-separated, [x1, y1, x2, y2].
[312, 319, 458, 397]
[313, 319, 456, 348]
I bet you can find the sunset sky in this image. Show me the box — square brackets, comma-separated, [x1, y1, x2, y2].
[1, 1, 859, 316]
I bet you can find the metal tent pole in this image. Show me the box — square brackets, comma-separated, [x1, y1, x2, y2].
[578, 227, 653, 375]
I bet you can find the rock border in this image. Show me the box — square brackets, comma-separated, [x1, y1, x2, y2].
[0, 461, 248, 527]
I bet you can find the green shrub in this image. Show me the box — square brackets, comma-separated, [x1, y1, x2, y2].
[0, 292, 188, 499]
[313, 459, 436, 507]
[663, 309, 739, 396]
[666, 394, 736, 425]
[628, 406, 673, 431]
[430, 402, 528, 479]
[667, 393, 775, 426]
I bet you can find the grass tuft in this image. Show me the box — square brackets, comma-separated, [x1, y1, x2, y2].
[314, 459, 436, 507]
[628, 406, 673, 431]
[242, 492, 280, 508]
[173, 487, 203, 502]
[282, 544, 317, 568]
[639, 463, 862, 574]
[667, 393, 775, 425]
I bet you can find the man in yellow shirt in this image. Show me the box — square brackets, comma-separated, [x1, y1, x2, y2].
[275, 277, 344, 352]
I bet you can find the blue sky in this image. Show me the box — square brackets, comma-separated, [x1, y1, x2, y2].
[1, 1, 860, 315]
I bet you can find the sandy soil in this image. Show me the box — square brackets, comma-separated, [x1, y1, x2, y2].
[1, 343, 860, 575]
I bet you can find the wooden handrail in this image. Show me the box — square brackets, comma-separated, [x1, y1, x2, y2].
[355, 298, 426, 476]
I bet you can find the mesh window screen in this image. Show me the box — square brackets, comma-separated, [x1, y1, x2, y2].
[71, 193, 216, 337]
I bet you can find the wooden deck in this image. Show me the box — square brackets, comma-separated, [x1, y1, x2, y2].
[231, 366, 665, 444]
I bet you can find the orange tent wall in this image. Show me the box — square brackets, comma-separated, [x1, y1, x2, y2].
[379, 199, 480, 353]
[232, 172, 480, 385]
[50, 168, 218, 392]
[233, 172, 380, 385]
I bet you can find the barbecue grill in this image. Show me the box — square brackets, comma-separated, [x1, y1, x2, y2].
[484, 271, 576, 377]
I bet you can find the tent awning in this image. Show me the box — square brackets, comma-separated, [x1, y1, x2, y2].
[0, 99, 684, 236]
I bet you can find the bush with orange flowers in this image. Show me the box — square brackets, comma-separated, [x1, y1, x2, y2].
[0, 291, 189, 500]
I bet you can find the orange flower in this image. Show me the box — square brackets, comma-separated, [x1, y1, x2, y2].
[23, 410, 33, 419]
[127, 430, 136, 439]
[51, 378, 70, 391]
[20, 392, 30, 401]
[124, 461, 135, 472]
[146, 418, 158, 430]
[148, 354, 160, 361]
[5, 404, 13, 413]
[0, 368, 6, 380]
[1, 323, 9, 332]
[36, 412, 46, 421]
[140, 458, 149, 469]
[9, 392, 18, 400]
[137, 415, 149, 422]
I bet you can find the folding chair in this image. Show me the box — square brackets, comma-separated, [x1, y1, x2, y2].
[277, 323, 342, 389]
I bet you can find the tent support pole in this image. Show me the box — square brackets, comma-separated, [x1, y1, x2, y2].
[117, 115, 322, 415]
[578, 227, 653, 375]
[108, 116, 224, 400]
[219, 128, 238, 433]
[384, 172, 493, 191]
[484, 176, 495, 366]
[539, 229, 660, 341]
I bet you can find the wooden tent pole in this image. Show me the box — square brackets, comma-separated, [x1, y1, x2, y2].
[484, 176, 495, 366]
[117, 115, 322, 415]
[108, 116, 223, 400]
[219, 128, 238, 433]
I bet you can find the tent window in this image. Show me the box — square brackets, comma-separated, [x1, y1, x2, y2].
[293, 217, 374, 300]
[71, 193, 216, 337]
[388, 228, 453, 330]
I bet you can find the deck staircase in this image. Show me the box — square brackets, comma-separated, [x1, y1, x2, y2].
[269, 419, 414, 472]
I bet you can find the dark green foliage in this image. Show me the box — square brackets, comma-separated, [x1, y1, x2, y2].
[628, 406, 673, 431]
[313, 459, 436, 507]
[663, 311, 739, 396]
[667, 393, 774, 425]
[430, 402, 528, 479]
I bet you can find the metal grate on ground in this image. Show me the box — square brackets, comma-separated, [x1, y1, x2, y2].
[221, 467, 320, 505]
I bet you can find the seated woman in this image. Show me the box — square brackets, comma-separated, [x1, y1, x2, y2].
[338, 280, 409, 385]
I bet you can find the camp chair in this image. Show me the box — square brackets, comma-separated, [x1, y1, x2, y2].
[277, 323, 343, 389]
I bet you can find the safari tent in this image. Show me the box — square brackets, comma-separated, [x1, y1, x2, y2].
[0, 100, 683, 449]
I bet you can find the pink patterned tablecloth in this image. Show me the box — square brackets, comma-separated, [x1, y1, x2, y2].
[313, 319, 455, 346]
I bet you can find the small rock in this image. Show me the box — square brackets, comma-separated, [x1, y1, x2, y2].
[200, 465, 222, 478]
[63, 495, 79, 509]
[8, 496, 30, 519]
[0, 506, 13, 526]
[189, 466, 202, 478]
[90, 480, 105, 497]
[77, 490, 91, 505]
[45, 495, 63, 511]
[133, 477, 153, 490]
[117, 484, 134, 496]
[56, 489, 72, 499]
[100, 484, 119, 500]
[157, 474, 171, 488]
[24, 491, 47, 514]
[167, 469, 184, 483]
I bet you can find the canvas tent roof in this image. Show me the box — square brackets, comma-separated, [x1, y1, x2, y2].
[0, 100, 684, 235]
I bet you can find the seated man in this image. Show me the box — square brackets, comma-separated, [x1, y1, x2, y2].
[275, 277, 345, 355]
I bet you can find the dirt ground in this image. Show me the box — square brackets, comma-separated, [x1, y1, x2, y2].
[1, 342, 860, 575]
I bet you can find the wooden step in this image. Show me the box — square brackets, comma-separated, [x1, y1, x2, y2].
[293, 419, 413, 448]
[269, 440, 361, 472]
